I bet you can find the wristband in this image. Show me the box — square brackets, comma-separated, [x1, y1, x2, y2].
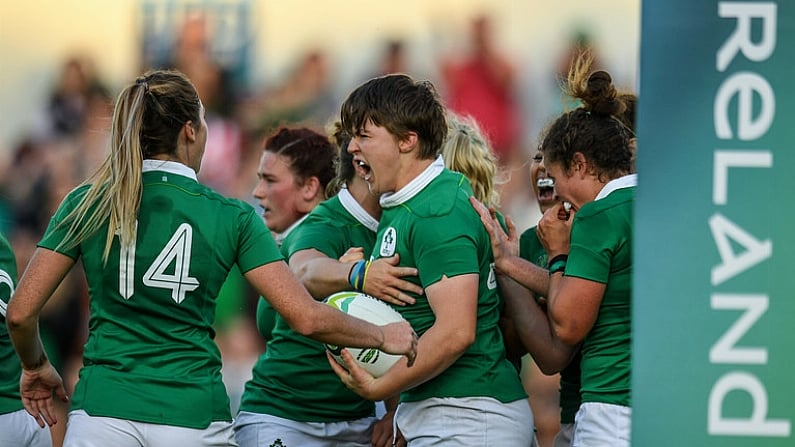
[348, 260, 371, 291]
[547, 254, 568, 276]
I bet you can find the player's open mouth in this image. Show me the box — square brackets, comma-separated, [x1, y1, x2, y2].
[355, 159, 372, 182]
[537, 178, 555, 203]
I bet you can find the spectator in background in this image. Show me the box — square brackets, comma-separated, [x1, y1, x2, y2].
[40, 56, 108, 140]
[377, 40, 409, 76]
[441, 14, 527, 211]
[249, 49, 336, 132]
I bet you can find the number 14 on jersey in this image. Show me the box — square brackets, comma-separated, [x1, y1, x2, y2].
[119, 223, 200, 303]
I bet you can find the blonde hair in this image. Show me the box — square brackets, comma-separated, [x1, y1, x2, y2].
[56, 70, 200, 262]
[442, 113, 501, 208]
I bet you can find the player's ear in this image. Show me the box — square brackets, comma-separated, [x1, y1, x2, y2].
[301, 175, 322, 200]
[398, 132, 418, 154]
[182, 121, 196, 143]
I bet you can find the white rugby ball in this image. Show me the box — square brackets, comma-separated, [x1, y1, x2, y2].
[324, 291, 406, 377]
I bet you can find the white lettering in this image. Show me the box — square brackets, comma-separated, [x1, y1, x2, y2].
[717, 2, 777, 71]
[710, 294, 768, 364]
[0, 269, 13, 317]
[713, 150, 773, 205]
[709, 371, 791, 436]
[714, 72, 775, 140]
[709, 213, 771, 285]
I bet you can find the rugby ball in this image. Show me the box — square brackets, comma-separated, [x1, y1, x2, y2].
[324, 291, 406, 377]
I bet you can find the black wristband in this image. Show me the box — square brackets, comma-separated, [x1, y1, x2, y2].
[547, 254, 568, 275]
[547, 254, 569, 270]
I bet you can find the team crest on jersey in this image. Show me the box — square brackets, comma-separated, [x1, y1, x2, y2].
[487, 262, 497, 289]
[380, 227, 397, 257]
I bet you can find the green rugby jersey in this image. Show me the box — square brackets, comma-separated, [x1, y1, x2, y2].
[240, 188, 379, 422]
[38, 160, 282, 429]
[373, 161, 526, 404]
[565, 179, 634, 407]
[0, 232, 22, 415]
[519, 227, 582, 424]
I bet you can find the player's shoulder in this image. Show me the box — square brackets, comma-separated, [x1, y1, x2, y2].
[190, 183, 258, 214]
[577, 187, 634, 219]
[519, 226, 538, 243]
[310, 195, 345, 219]
[408, 169, 472, 218]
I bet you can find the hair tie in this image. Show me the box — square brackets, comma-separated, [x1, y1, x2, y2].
[135, 77, 149, 93]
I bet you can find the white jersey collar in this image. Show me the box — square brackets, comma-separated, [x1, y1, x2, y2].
[380, 156, 445, 208]
[338, 187, 379, 232]
[595, 173, 637, 201]
[273, 214, 309, 247]
[142, 159, 198, 181]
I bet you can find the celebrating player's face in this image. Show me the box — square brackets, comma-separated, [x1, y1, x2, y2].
[544, 159, 578, 211]
[530, 151, 559, 214]
[252, 151, 307, 233]
[348, 121, 400, 195]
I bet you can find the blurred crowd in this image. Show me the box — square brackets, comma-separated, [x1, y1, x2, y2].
[0, 11, 614, 447]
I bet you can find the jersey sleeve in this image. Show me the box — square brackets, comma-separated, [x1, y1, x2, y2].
[38, 187, 88, 259]
[566, 211, 613, 284]
[284, 217, 348, 260]
[236, 207, 283, 273]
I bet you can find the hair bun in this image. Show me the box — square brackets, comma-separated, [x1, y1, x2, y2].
[586, 70, 623, 116]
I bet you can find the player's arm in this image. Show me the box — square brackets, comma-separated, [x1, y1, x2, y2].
[7, 248, 72, 371]
[497, 274, 577, 374]
[537, 203, 605, 345]
[6, 247, 71, 427]
[330, 273, 478, 401]
[244, 260, 417, 363]
[546, 273, 605, 346]
[290, 248, 422, 306]
[289, 248, 354, 299]
[469, 197, 549, 296]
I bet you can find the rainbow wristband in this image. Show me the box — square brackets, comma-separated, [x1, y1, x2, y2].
[348, 260, 371, 291]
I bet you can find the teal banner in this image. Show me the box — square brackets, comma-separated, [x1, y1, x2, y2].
[634, 1, 795, 445]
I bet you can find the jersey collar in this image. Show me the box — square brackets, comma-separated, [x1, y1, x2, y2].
[595, 173, 637, 201]
[142, 159, 198, 181]
[339, 187, 379, 232]
[380, 156, 445, 208]
[273, 214, 309, 247]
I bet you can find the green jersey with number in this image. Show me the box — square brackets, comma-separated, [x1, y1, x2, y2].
[373, 162, 526, 404]
[0, 232, 22, 415]
[565, 184, 634, 407]
[240, 188, 379, 421]
[38, 161, 282, 429]
[519, 227, 582, 424]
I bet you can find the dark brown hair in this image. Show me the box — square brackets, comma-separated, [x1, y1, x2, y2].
[326, 121, 354, 197]
[541, 50, 633, 182]
[340, 74, 447, 160]
[263, 126, 337, 198]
